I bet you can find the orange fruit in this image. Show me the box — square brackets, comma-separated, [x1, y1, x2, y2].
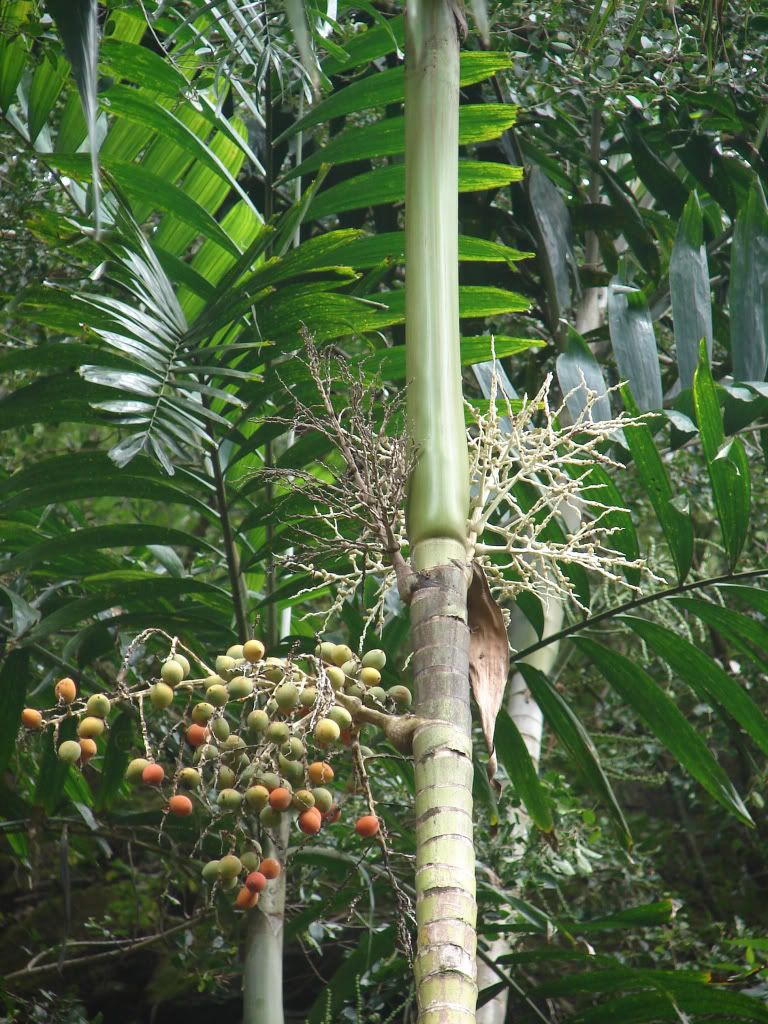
[168, 794, 193, 817]
[245, 871, 267, 893]
[259, 857, 281, 880]
[355, 815, 380, 838]
[78, 738, 97, 763]
[55, 677, 77, 704]
[298, 809, 322, 835]
[308, 761, 334, 785]
[235, 886, 259, 909]
[186, 724, 208, 748]
[268, 787, 292, 811]
[142, 763, 165, 785]
[21, 708, 43, 730]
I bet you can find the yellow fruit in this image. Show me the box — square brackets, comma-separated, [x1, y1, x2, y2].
[55, 677, 77, 704]
[77, 716, 105, 739]
[78, 738, 97, 763]
[179, 767, 201, 789]
[192, 702, 215, 724]
[360, 667, 381, 687]
[226, 644, 244, 661]
[292, 789, 316, 811]
[244, 785, 270, 811]
[243, 639, 266, 662]
[217, 788, 242, 810]
[326, 666, 346, 689]
[218, 854, 242, 880]
[314, 718, 341, 747]
[172, 654, 190, 678]
[315, 641, 336, 663]
[150, 682, 174, 711]
[332, 645, 354, 667]
[58, 740, 82, 763]
[126, 757, 149, 783]
[206, 684, 229, 707]
[86, 693, 111, 718]
[160, 660, 184, 687]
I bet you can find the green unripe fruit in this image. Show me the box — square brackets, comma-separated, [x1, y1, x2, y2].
[86, 693, 111, 718]
[362, 649, 387, 671]
[280, 736, 305, 760]
[243, 639, 266, 663]
[316, 641, 336, 663]
[179, 767, 201, 788]
[172, 654, 191, 678]
[220, 875, 239, 891]
[259, 805, 283, 828]
[388, 685, 413, 708]
[312, 787, 333, 813]
[215, 655, 237, 680]
[275, 683, 299, 710]
[218, 854, 242, 880]
[192, 702, 215, 725]
[150, 682, 174, 711]
[360, 667, 381, 686]
[78, 716, 105, 739]
[328, 705, 353, 729]
[217, 788, 242, 810]
[260, 771, 281, 791]
[212, 718, 231, 742]
[244, 785, 270, 811]
[226, 644, 244, 661]
[193, 743, 220, 765]
[240, 849, 262, 871]
[58, 740, 82, 763]
[346, 682, 365, 699]
[161, 660, 184, 687]
[332, 645, 354, 667]
[292, 789, 315, 811]
[247, 709, 269, 734]
[228, 675, 254, 700]
[265, 698, 279, 716]
[263, 658, 285, 683]
[206, 684, 229, 707]
[238, 753, 251, 770]
[279, 757, 305, 787]
[314, 718, 341, 746]
[360, 745, 375, 758]
[217, 765, 236, 789]
[299, 686, 317, 707]
[364, 687, 387, 707]
[326, 666, 346, 690]
[266, 721, 290, 744]
[222, 736, 245, 761]
[240, 763, 256, 786]
[341, 660, 358, 679]
[202, 860, 221, 882]
[126, 757, 150, 783]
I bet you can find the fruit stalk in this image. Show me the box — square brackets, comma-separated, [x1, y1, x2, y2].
[404, 3, 477, 1020]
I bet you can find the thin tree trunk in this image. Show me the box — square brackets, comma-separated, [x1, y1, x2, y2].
[405, 3, 477, 1020]
[243, 827, 289, 1024]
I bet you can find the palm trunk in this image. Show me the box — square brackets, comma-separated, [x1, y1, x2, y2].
[405, 3, 477, 1021]
[243, 824, 289, 1024]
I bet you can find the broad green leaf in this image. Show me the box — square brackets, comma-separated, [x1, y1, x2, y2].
[624, 615, 768, 756]
[571, 987, 768, 1024]
[494, 708, 554, 834]
[536, 965, 709, 998]
[693, 343, 750, 567]
[669, 193, 713, 389]
[311, 162, 523, 219]
[27, 51, 69, 143]
[576, 637, 752, 826]
[730, 178, 768, 382]
[673, 597, 768, 673]
[0, 584, 40, 635]
[35, 715, 77, 814]
[623, 114, 688, 217]
[527, 165, 576, 321]
[557, 899, 677, 933]
[556, 328, 611, 422]
[100, 38, 188, 97]
[280, 51, 513, 140]
[47, 0, 102, 232]
[0, 650, 30, 775]
[518, 665, 632, 850]
[0, 2, 32, 113]
[621, 386, 694, 582]
[314, 231, 531, 269]
[570, 463, 640, 585]
[95, 711, 133, 810]
[599, 165, 660, 278]
[608, 279, 662, 411]
[306, 926, 397, 1024]
[287, 105, 518, 180]
[372, 335, 544, 381]
[322, 14, 404, 74]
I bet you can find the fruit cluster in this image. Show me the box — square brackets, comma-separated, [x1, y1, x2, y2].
[20, 636, 408, 908]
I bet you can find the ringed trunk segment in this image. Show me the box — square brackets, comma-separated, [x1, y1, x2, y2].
[411, 565, 477, 1022]
[242, 827, 289, 1024]
[404, 0, 469, 571]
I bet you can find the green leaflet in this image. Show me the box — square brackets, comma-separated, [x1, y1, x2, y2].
[518, 664, 632, 850]
[693, 342, 751, 568]
[625, 615, 768, 756]
[494, 708, 554, 834]
[576, 637, 752, 826]
[621, 386, 694, 582]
